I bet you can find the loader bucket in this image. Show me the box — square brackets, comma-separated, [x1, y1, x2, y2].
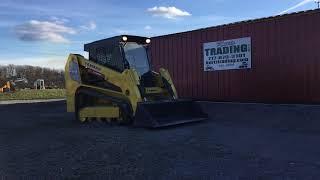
[133, 100, 208, 128]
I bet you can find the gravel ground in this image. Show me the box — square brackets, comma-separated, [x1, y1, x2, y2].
[1, 101, 320, 179]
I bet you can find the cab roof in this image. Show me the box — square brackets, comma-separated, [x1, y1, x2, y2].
[84, 35, 150, 52]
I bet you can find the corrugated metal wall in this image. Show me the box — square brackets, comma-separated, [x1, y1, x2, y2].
[150, 10, 320, 103]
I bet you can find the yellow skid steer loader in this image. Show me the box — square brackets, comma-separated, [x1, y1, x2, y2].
[65, 35, 207, 128]
[0, 81, 14, 93]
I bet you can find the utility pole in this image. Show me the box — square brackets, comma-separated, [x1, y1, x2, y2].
[316, 0, 320, 9]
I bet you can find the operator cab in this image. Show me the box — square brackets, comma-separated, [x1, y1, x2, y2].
[84, 35, 151, 76]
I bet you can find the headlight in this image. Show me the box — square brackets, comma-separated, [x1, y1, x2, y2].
[122, 36, 128, 41]
[146, 38, 151, 44]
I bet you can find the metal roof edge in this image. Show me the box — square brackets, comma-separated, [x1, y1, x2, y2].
[152, 9, 320, 39]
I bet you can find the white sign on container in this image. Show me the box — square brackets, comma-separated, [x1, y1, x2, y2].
[203, 37, 251, 71]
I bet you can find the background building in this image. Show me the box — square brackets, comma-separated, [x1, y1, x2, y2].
[150, 9, 320, 103]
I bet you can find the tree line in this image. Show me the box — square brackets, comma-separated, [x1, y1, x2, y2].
[0, 65, 65, 89]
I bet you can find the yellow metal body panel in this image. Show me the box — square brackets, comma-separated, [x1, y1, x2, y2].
[159, 68, 178, 98]
[65, 53, 179, 119]
[65, 54, 143, 114]
[79, 106, 119, 118]
[65, 55, 81, 112]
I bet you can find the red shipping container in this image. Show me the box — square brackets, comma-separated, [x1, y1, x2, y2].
[150, 9, 320, 103]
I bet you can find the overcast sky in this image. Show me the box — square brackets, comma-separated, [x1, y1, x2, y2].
[0, 0, 317, 69]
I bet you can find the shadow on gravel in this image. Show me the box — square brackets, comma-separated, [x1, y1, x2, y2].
[201, 102, 320, 134]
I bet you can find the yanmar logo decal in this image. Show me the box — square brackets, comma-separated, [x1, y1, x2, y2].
[85, 62, 101, 72]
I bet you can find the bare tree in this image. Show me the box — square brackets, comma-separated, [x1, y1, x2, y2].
[0, 65, 65, 89]
[6, 65, 17, 78]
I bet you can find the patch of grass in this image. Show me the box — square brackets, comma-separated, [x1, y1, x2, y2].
[0, 89, 66, 101]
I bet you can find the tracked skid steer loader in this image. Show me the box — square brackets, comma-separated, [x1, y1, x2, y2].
[65, 35, 207, 128]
